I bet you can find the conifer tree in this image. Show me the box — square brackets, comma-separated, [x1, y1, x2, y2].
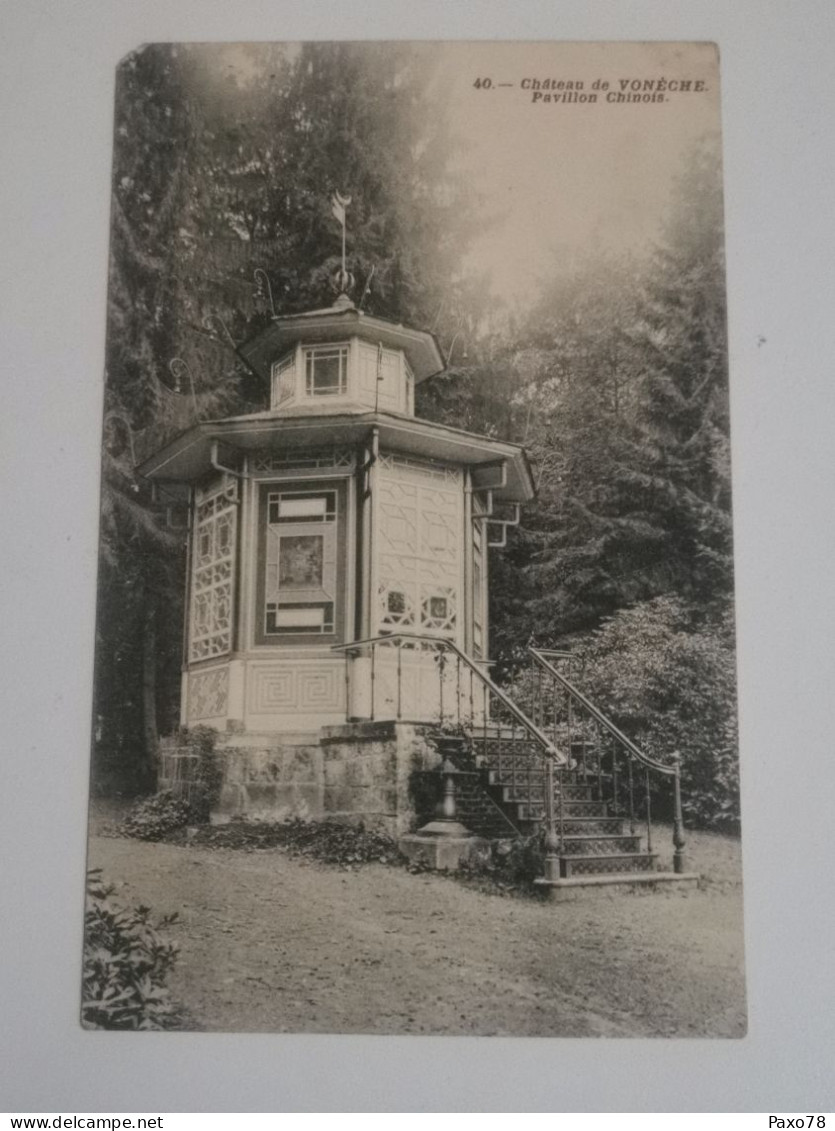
[94, 42, 476, 790]
[487, 138, 731, 665]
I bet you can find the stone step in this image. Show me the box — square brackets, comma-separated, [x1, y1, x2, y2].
[535, 872, 700, 901]
[561, 834, 642, 855]
[560, 853, 657, 877]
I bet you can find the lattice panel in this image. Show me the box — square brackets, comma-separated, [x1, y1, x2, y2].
[563, 818, 624, 836]
[376, 456, 461, 639]
[251, 449, 356, 474]
[187, 666, 229, 721]
[561, 836, 641, 856]
[564, 855, 655, 876]
[189, 481, 238, 662]
[377, 453, 460, 484]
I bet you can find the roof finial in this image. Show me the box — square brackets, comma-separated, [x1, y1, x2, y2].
[330, 192, 355, 305]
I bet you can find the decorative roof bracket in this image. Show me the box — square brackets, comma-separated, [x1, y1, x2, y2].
[486, 503, 521, 548]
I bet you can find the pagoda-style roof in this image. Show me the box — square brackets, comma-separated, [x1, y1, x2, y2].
[137, 409, 535, 503]
[240, 300, 445, 383]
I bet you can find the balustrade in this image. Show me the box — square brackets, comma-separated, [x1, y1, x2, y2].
[332, 633, 687, 879]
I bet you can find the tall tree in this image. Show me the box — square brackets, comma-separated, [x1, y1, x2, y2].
[485, 137, 731, 667]
[94, 42, 479, 791]
[623, 136, 732, 616]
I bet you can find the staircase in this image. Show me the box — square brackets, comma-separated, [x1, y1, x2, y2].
[474, 732, 657, 877]
[339, 632, 696, 894]
[435, 731, 697, 894]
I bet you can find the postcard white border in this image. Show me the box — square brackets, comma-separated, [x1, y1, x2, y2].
[3, 0, 834, 1113]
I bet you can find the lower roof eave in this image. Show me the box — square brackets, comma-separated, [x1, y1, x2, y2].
[137, 411, 535, 502]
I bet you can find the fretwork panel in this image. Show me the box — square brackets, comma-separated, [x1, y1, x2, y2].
[376, 457, 462, 640]
[187, 665, 229, 722]
[189, 480, 238, 662]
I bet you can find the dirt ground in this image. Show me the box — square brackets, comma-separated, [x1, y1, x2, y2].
[86, 827, 746, 1038]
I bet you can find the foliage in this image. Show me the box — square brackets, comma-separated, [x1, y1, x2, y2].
[82, 869, 182, 1030]
[488, 137, 732, 671]
[175, 725, 223, 822]
[474, 834, 545, 887]
[122, 791, 194, 841]
[97, 50, 737, 832]
[188, 818, 406, 866]
[575, 597, 740, 831]
[95, 42, 478, 792]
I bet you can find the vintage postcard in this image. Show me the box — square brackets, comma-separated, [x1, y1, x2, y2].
[84, 40, 744, 1037]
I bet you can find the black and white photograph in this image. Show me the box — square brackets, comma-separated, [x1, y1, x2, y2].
[79, 39, 747, 1039]
[8, 0, 835, 1111]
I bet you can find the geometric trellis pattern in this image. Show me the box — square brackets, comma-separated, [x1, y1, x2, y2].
[189, 478, 238, 662]
[376, 455, 461, 641]
[251, 449, 356, 474]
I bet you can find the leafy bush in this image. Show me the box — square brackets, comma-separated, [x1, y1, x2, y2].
[82, 869, 182, 1030]
[122, 790, 193, 841]
[175, 725, 223, 822]
[485, 834, 545, 886]
[451, 834, 546, 895]
[189, 818, 406, 866]
[575, 598, 740, 831]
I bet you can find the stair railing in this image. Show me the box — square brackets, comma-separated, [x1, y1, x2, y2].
[529, 648, 687, 874]
[333, 632, 567, 877]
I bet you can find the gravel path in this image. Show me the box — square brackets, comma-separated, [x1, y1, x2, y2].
[87, 833, 746, 1037]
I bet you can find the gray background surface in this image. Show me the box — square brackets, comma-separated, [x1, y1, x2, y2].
[2, 0, 834, 1113]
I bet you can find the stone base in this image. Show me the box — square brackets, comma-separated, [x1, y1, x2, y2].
[415, 819, 472, 838]
[193, 720, 439, 836]
[534, 871, 700, 902]
[399, 833, 492, 871]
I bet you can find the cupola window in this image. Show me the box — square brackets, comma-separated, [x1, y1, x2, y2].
[304, 345, 349, 397]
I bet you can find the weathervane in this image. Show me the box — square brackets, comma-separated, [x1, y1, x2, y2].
[331, 191, 355, 296]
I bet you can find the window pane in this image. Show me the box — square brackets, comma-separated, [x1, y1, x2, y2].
[268, 492, 335, 524]
[265, 602, 334, 635]
[276, 606, 325, 629]
[305, 347, 347, 395]
[279, 496, 328, 520]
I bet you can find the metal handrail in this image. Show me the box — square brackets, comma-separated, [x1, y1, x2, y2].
[531, 646, 687, 876]
[530, 648, 677, 776]
[333, 631, 565, 765]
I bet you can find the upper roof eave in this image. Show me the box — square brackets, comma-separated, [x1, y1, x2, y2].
[240, 308, 446, 383]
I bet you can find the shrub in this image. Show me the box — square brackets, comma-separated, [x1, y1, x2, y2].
[122, 790, 193, 841]
[575, 598, 740, 831]
[488, 834, 545, 885]
[176, 725, 222, 821]
[190, 818, 406, 866]
[82, 869, 182, 1030]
